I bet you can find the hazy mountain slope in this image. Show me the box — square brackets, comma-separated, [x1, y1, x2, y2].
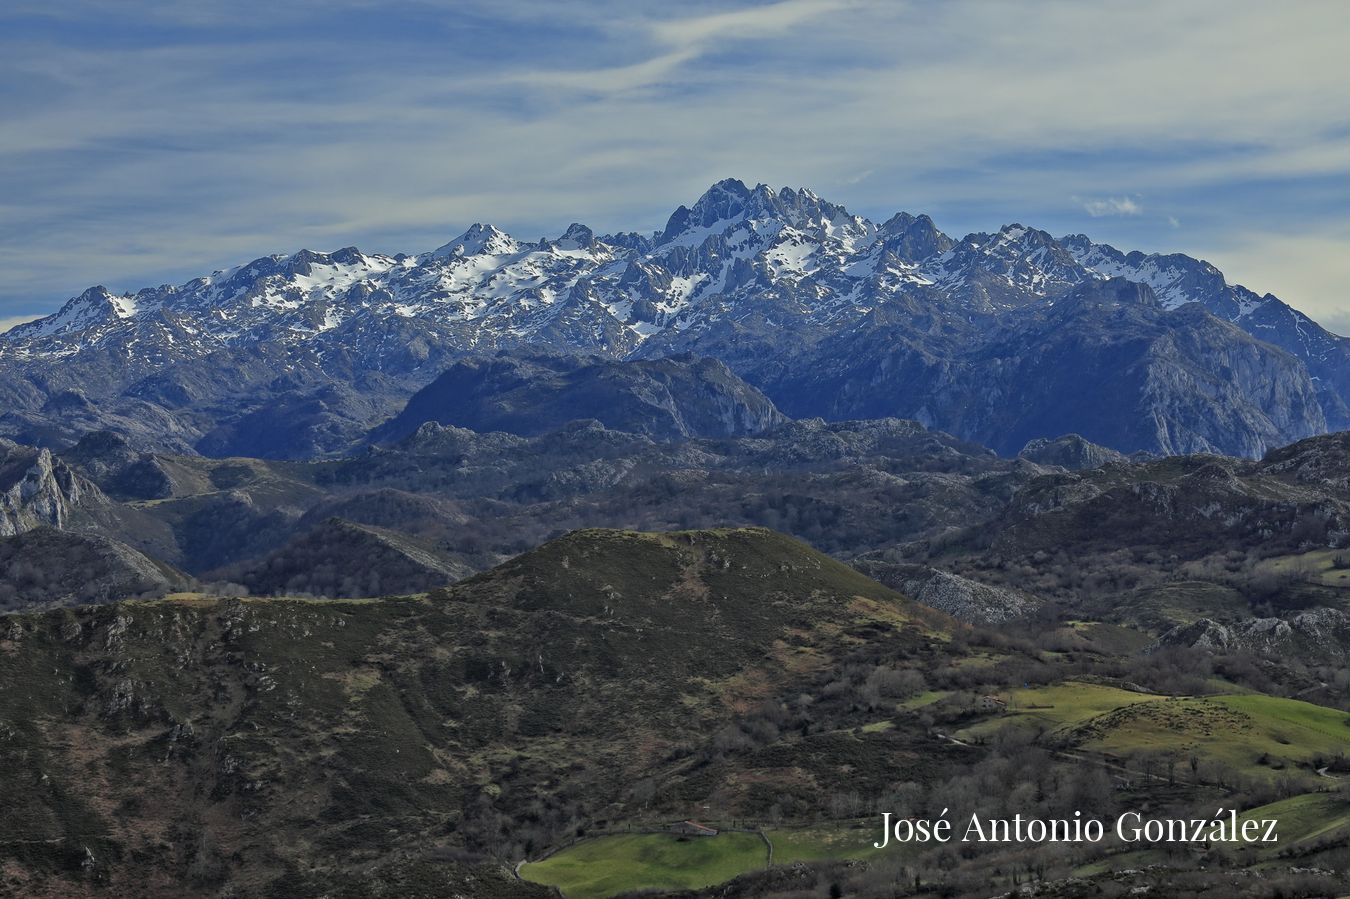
[762, 278, 1325, 455]
[217, 517, 472, 597]
[59, 431, 176, 501]
[372, 353, 787, 443]
[19, 414, 1350, 631]
[195, 380, 402, 459]
[972, 452, 1346, 561]
[0, 416, 1028, 612]
[0, 527, 182, 610]
[1063, 233, 1350, 429]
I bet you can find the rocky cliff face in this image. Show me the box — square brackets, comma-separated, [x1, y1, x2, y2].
[853, 561, 1038, 623]
[1134, 306, 1328, 457]
[1063, 234, 1350, 431]
[0, 439, 105, 536]
[1151, 609, 1350, 664]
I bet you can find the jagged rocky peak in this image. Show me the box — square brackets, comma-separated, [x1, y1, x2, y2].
[1065, 233, 1226, 282]
[554, 223, 595, 250]
[432, 222, 520, 258]
[985, 222, 1084, 271]
[767, 184, 862, 230]
[1062, 234, 1235, 311]
[659, 178, 755, 240]
[328, 246, 368, 266]
[923, 222, 1091, 304]
[7, 285, 136, 339]
[878, 211, 953, 262]
[618, 257, 673, 293]
[656, 178, 865, 246]
[596, 230, 653, 254]
[1057, 233, 1093, 256]
[286, 248, 332, 273]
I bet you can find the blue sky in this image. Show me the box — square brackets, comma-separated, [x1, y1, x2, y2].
[3, 0, 1349, 332]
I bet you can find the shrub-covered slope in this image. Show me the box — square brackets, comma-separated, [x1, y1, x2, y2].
[0, 527, 944, 897]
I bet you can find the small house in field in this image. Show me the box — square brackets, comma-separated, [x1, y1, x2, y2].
[977, 695, 1006, 712]
[670, 820, 719, 837]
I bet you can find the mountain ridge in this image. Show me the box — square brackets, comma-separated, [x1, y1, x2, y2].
[2, 179, 1345, 459]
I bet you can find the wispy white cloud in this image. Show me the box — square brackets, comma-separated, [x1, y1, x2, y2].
[649, 0, 856, 48]
[1078, 196, 1144, 217]
[500, 0, 855, 93]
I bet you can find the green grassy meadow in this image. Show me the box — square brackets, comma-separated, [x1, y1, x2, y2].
[1238, 792, 1350, 849]
[953, 681, 1164, 741]
[519, 822, 888, 898]
[520, 832, 767, 899]
[952, 682, 1350, 787]
[1076, 693, 1350, 783]
[766, 822, 885, 864]
[1261, 548, 1350, 588]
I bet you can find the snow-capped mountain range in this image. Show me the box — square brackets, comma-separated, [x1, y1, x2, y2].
[1, 178, 1346, 459]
